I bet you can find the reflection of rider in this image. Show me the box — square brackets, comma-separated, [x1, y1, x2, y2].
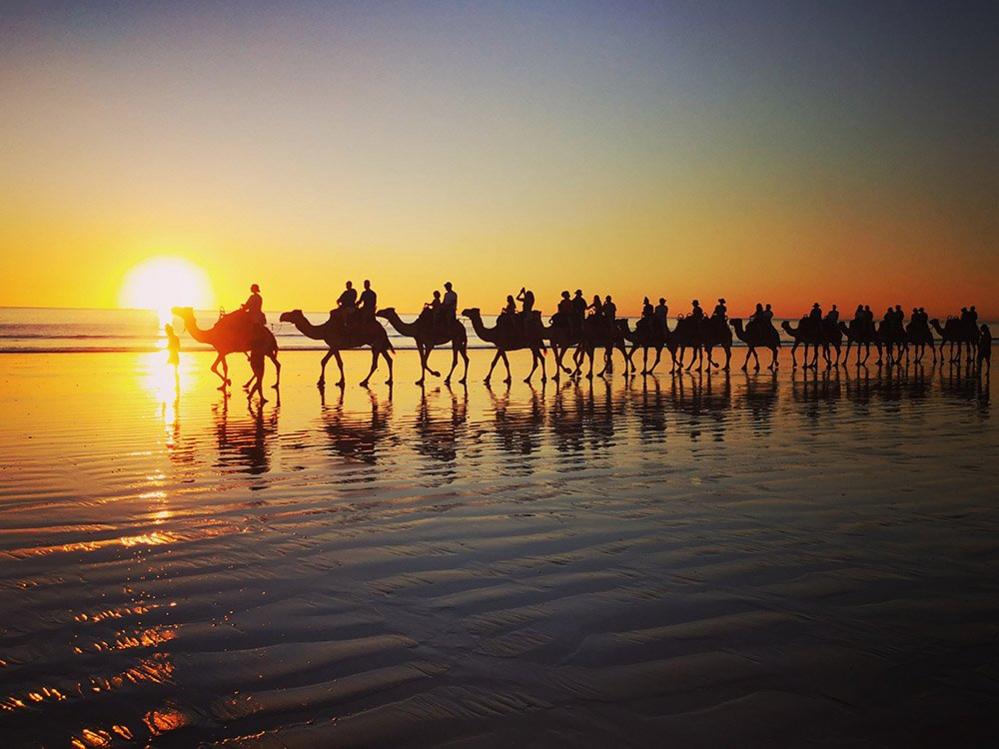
[241, 284, 266, 326]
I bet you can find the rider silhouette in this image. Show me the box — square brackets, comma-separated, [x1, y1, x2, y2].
[358, 280, 377, 320]
[240, 284, 266, 326]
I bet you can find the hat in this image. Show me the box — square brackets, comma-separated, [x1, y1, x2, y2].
[719, 298, 726, 304]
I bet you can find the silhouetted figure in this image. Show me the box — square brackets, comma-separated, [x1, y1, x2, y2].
[425, 289, 442, 315]
[809, 303, 822, 323]
[165, 323, 180, 367]
[441, 281, 458, 322]
[978, 323, 992, 374]
[358, 279, 377, 320]
[335, 281, 357, 326]
[173, 306, 280, 391]
[240, 283, 266, 326]
[642, 297, 654, 318]
[762, 303, 774, 324]
[654, 298, 668, 336]
[572, 289, 587, 321]
[826, 304, 839, 325]
[246, 345, 268, 404]
[690, 299, 704, 321]
[969, 305, 979, 327]
[555, 290, 574, 333]
[517, 287, 535, 313]
[713, 298, 727, 321]
[587, 294, 603, 319]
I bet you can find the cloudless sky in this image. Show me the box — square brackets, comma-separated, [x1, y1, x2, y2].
[1, 1, 997, 315]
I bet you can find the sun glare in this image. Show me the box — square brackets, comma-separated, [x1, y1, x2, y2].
[121, 257, 213, 323]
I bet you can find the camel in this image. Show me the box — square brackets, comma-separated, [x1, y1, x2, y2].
[702, 317, 733, 370]
[931, 318, 976, 364]
[172, 307, 280, 390]
[782, 318, 840, 368]
[669, 316, 730, 372]
[542, 319, 583, 380]
[376, 307, 468, 386]
[279, 310, 393, 388]
[462, 308, 548, 384]
[905, 318, 936, 365]
[873, 319, 907, 367]
[617, 318, 672, 375]
[574, 316, 631, 379]
[839, 319, 876, 366]
[730, 318, 779, 371]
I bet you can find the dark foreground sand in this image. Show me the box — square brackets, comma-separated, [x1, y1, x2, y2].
[0, 350, 996, 747]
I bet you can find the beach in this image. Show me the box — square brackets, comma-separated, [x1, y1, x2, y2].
[1, 349, 997, 746]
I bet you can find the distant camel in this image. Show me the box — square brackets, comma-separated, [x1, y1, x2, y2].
[781, 318, 831, 368]
[279, 310, 393, 388]
[462, 308, 547, 384]
[575, 316, 631, 379]
[172, 307, 280, 390]
[931, 318, 976, 364]
[874, 319, 906, 367]
[703, 317, 733, 370]
[730, 318, 779, 371]
[839, 319, 875, 366]
[377, 307, 468, 386]
[905, 318, 936, 364]
[617, 318, 671, 375]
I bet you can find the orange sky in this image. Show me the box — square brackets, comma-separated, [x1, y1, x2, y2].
[1, 3, 995, 317]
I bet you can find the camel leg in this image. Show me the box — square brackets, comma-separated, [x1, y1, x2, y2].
[318, 349, 335, 387]
[484, 350, 502, 384]
[769, 347, 778, 370]
[525, 350, 539, 383]
[649, 347, 663, 374]
[444, 343, 459, 385]
[359, 348, 380, 387]
[501, 351, 512, 384]
[269, 352, 281, 388]
[723, 346, 731, 371]
[539, 348, 548, 383]
[790, 342, 799, 368]
[210, 354, 227, 389]
[332, 350, 346, 388]
[424, 344, 441, 379]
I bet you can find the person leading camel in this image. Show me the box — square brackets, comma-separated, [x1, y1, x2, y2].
[977, 323, 991, 374]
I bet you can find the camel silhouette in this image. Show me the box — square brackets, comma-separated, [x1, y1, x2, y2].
[617, 317, 670, 375]
[172, 307, 280, 390]
[376, 307, 469, 386]
[668, 317, 732, 372]
[931, 318, 976, 364]
[574, 316, 631, 379]
[730, 318, 780, 371]
[781, 317, 842, 368]
[839, 319, 875, 366]
[279, 310, 393, 388]
[462, 308, 547, 384]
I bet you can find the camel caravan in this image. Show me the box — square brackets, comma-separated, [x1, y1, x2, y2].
[171, 283, 991, 398]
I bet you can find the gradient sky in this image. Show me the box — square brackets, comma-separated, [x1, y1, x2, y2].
[1, 1, 997, 316]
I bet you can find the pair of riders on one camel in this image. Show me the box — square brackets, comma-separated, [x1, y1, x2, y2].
[498, 287, 542, 337]
[421, 281, 458, 333]
[636, 296, 671, 337]
[328, 280, 378, 328]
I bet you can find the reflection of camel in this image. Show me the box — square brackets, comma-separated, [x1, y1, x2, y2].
[279, 310, 393, 388]
[172, 307, 280, 390]
[931, 318, 976, 363]
[485, 382, 545, 462]
[320, 386, 393, 466]
[211, 397, 278, 478]
[413, 385, 467, 470]
[462, 308, 547, 384]
[377, 308, 469, 386]
[730, 319, 779, 371]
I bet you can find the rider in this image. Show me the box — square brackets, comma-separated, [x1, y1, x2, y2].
[642, 297, 654, 318]
[826, 304, 839, 325]
[556, 290, 574, 330]
[499, 294, 517, 333]
[690, 299, 704, 321]
[654, 298, 668, 336]
[712, 298, 727, 321]
[336, 281, 357, 324]
[517, 287, 535, 313]
[809, 303, 822, 323]
[603, 295, 617, 334]
[441, 281, 458, 323]
[358, 279, 377, 320]
[240, 283, 266, 326]
[425, 290, 442, 314]
[587, 294, 603, 319]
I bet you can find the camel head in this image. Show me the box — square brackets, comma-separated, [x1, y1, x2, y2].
[279, 310, 304, 324]
[171, 306, 195, 321]
[461, 308, 480, 318]
[374, 307, 395, 319]
[730, 318, 744, 331]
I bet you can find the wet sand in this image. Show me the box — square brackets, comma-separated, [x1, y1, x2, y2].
[1, 349, 997, 747]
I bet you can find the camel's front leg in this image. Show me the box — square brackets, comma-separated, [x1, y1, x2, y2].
[360, 348, 379, 387]
[332, 350, 346, 388]
[318, 349, 335, 387]
[444, 343, 459, 385]
[459, 346, 469, 385]
[424, 344, 441, 379]
[269, 352, 281, 388]
[484, 350, 502, 384]
[382, 348, 394, 385]
[790, 342, 799, 368]
[501, 351, 512, 384]
[525, 349, 539, 383]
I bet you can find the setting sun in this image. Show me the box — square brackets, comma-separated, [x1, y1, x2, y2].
[120, 257, 214, 322]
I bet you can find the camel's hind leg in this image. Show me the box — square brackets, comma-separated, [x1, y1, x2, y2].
[269, 351, 281, 388]
[382, 348, 394, 385]
[444, 343, 460, 385]
[501, 351, 512, 384]
[318, 350, 335, 387]
[359, 347, 380, 387]
[210, 354, 229, 389]
[331, 350, 346, 388]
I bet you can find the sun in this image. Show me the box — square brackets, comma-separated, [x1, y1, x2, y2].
[120, 257, 214, 323]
